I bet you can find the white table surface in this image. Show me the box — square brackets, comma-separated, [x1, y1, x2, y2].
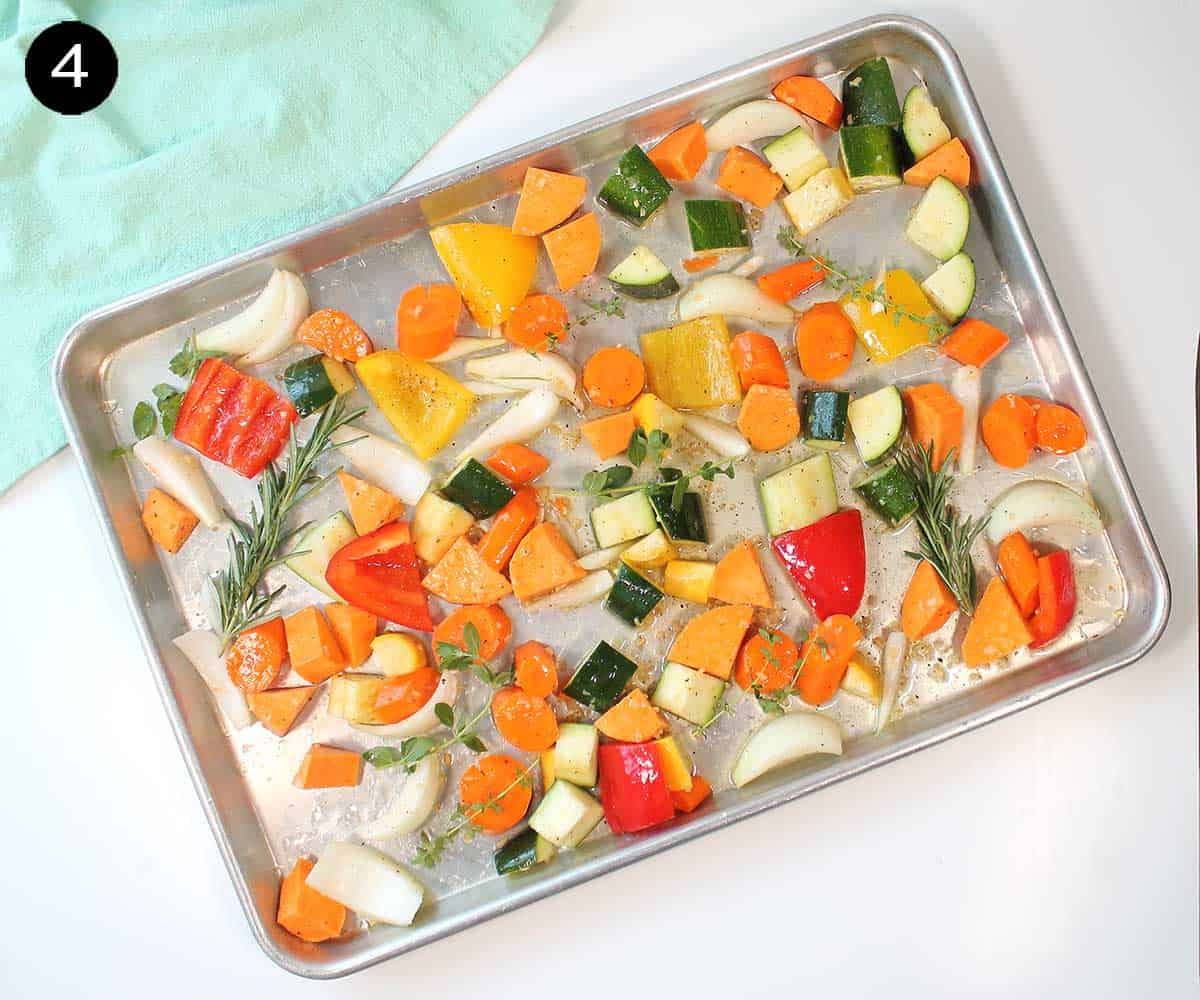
[2, 1, 1196, 995]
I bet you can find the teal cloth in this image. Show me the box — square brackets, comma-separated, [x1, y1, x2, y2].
[0, 0, 554, 491]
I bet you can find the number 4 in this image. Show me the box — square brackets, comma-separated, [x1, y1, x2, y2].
[51, 43, 88, 88]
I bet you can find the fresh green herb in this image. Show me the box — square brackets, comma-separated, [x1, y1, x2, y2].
[363, 699, 489, 773]
[751, 628, 831, 716]
[566, 296, 624, 330]
[132, 401, 157, 440]
[212, 397, 363, 644]
[169, 336, 225, 380]
[435, 622, 513, 688]
[582, 464, 635, 496]
[151, 383, 184, 436]
[584, 457, 736, 511]
[626, 428, 671, 468]
[777, 226, 948, 341]
[894, 441, 988, 614]
[690, 699, 732, 739]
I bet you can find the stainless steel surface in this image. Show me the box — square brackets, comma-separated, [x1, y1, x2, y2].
[53, 14, 1169, 980]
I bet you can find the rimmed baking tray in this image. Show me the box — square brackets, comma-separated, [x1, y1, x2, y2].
[54, 13, 1169, 979]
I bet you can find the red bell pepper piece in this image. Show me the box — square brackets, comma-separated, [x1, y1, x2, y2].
[1028, 550, 1075, 648]
[324, 522, 434, 631]
[598, 742, 674, 834]
[770, 509, 866, 619]
[175, 358, 242, 454]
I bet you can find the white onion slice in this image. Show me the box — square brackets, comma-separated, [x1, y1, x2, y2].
[576, 543, 631, 571]
[466, 350, 584, 410]
[681, 412, 751, 459]
[679, 273, 795, 325]
[132, 436, 224, 528]
[985, 481, 1104, 547]
[461, 379, 516, 397]
[172, 629, 253, 730]
[731, 711, 842, 787]
[330, 425, 431, 505]
[306, 843, 424, 927]
[705, 99, 807, 150]
[350, 671, 459, 739]
[460, 387, 559, 461]
[427, 337, 504, 363]
[239, 270, 309, 365]
[875, 631, 909, 734]
[194, 270, 288, 355]
[951, 364, 981, 475]
[522, 569, 613, 611]
[359, 755, 445, 840]
[730, 255, 765, 278]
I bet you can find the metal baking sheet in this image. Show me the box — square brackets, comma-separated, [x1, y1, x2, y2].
[53, 14, 1169, 979]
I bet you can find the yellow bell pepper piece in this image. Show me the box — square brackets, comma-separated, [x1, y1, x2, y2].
[354, 350, 474, 460]
[540, 749, 556, 793]
[840, 654, 882, 704]
[639, 315, 742, 409]
[663, 560, 717, 604]
[840, 269, 940, 363]
[630, 393, 684, 436]
[429, 222, 538, 328]
[653, 735, 694, 792]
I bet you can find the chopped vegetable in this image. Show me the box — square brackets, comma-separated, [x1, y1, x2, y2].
[141, 486, 199, 553]
[771, 509, 866, 619]
[1029, 550, 1076, 648]
[514, 641, 558, 697]
[731, 711, 842, 787]
[565, 640, 639, 712]
[582, 411, 638, 459]
[492, 686, 559, 752]
[239, 270, 310, 365]
[640, 315, 743, 408]
[662, 559, 717, 604]
[731, 331, 789, 390]
[355, 350, 474, 460]
[132, 436, 223, 529]
[668, 604, 754, 680]
[734, 627, 799, 694]
[716, 146, 784, 207]
[465, 348, 584, 410]
[604, 562, 664, 626]
[282, 353, 355, 416]
[737, 384, 801, 452]
[651, 661, 726, 727]
[904, 383, 964, 471]
[396, 284, 462, 359]
[510, 523, 586, 602]
[277, 858, 346, 943]
[996, 531, 1040, 618]
[840, 124, 903, 192]
[671, 774, 712, 813]
[621, 528, 677, 570]
[653, 734, 693, 791]
[900, 559, 958, 641]
[772, 75, 843, 129]
[530, 780, 605, 847]
[476, 486, 540, 571]
[412, 491, 475, 564]
[325, 521, 433, 631]
[582, 346, 645, 408]
[460, 387, 560, 462]
[306, 842, 424, 927]
[247, 685, 317, 736]
[853, 462, 918, 527]
[757, 258, 825, 302]
[647, 121, 707, 181]
[961, 577, 1033, 667]
[598, 742, 674, 834]
[543, 212, 601, 292]
[434, 605, 512, 660]
[523, 569, 614, 612]
[430, 222, 538, 328]
[294, 744, 362, 789]
[331, 424, 432, 506]
[683, 254, 721, 273]
[905, 176, 970, 261]
[504, 293, 568, 351]
[710, 539, 773, 608]
[422, 534, 513, 605]
[346, 671, 459, 739]
[374, 668, 442, 725]
[794, 301, 856, 380]
[921, 252, 976, 321]
[511, 167, 587, 237]
[903, 137, 970, 188]
[172, 629, 253, 730]
[284, 606, 347, 684]
[195, 269, 295, 356]
[684, 199, 750, 253]
[981, 393, 1037, 468]
[842, 57, 901, 126]
[984, 480, 1103, 546]
[796, 614, 862, 705]
[678, 273, 795, 326]
[875, 631, 908, 732]
[369, 632, 426, 676]
[681, 412, 751, 459]
[295, 307, 374, 362]
[487, 443, 550, 485]
[359, 755, 445, 840]
[285, 510, 356, 600]
[630, 392, 685, 436]
[758, 452, 837, 536]
[800, 389, 849, 451]
[840, 654, 882, 705]
[458, 754, 534, 835]
[608, 245, 680, 300]
[763, 125, 828, 191]
[596, 688, 668, 742]
[900, 85, 951, 160]
[493, 829, 556, 876]
[840, 269, 940, 363]
[427, 337, 504, 363]
[941, 317, 1009, 368]
[225, 618, 287, 693]
[1034, 403, 1087, 455]
[950, 364, 981, 474]
[705, 99, 806, 150]
[781, 166, 854, 236]
[336, 469, 404, 536]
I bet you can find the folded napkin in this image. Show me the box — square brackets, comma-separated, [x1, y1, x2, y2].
[0, 0, 554, 491]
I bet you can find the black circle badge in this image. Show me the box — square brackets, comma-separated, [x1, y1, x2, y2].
[25, 21, 118, 115]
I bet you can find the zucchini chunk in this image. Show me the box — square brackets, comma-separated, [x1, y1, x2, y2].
[846, 385, 905, 464]
[781, 166, 854, 237]
[494, 828, 556, 876]
[608, 245, 679, 299]
[648, 481, 707, 543]
[801, 390, 850, 450]
[282, 354, 355, 416]
[905, 175, 970, 260]
[529, 780, 605, 848]
[839, 124, 903, 192]
[758, 453, 837, 536]
[901, 85, 952, 161]
[684, 199, 750, 253]
[552, 723, 600, 787]
[842, 56, 901, 127]
[762, 125, 828, 192]
[920, 251, 976, 321]
[285, 511, 356, 598]
[853, 463, 919, 527]
[604, 562, 664, 627]
[598, 146, 672, 227]
[651, 662, 726, 727]
[591, 490, 658, 548]
[564, 640, 639, 712]
[441, 458, 514, 518]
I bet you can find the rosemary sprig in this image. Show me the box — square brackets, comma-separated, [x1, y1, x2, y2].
[777, 226, 948, 341]
[212, 397, 363, 642]
[893, 441, 988, 614]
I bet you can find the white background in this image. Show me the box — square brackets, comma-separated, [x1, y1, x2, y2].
[2, 1, 1196, 996]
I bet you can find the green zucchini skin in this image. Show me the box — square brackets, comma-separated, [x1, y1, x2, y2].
[802, 390, 850, 449]
[604, 562, 664, 626]
[493, 828, 554, 876]
[648, 483, 707, 543]
[839, 125, 902, 191]
[608, 246, 680, 300]
[282, 354, 352, 416]
[442, 458, 515, 518]
[598, 146, 672, 226]
[854, 463, 918, 527]
[842, 57, 901, 127]
[564, 641, 639, 712]
[684, 199, 750, 252]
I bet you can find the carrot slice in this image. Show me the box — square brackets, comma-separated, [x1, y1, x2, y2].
[961, 577, 1033, 666]
[324, 603, 377, 667]
[277, 858, 346, 943]
[509, 523, 586, 602]
[903, 137, 971, 188]
[226, 617, 287, 692]
[396, 284, 461, 359]
[486, 443, 550, 485]
[772, 76, 843, 129]
[336, 470, 404, 536]
[981, 393, 1037, 468]
[491, 686, 559, 752]
[596, 688, 668, 743]
[283, 607, 347, 684]
[796, 614, 862, 705]
[583, 346, 645, 408]
[1034, 403, 1087, 455]
[247, 685, 318, 736]
[543, 212, 601, 292]
[730, 331, 789, 390]
[294, 744, 362, 789]
[433, 605, 512, 661]
[476, 486, 540, 572]
[670, 773, 712, 813]
[904, 383, 965, 470]
[514, 640, 558, 697]
[709, 539, 774, 609]
[716, 146, 784, 208]
[758, 258, 825, 302]
[504, 293, 569, 351]
[668, 604, 755, 680]
[511, 167, 587, 237]
[733, 628, 800, 694]
[996, 531, 1040, 617]
[648, 121, 707, 181]
[459, 753, 533, 833]
[900, 560, 958, 641]
[141, 487, 198, 553]
[737, 383, 800, 452]
[941, 318, 1009, 368]
[682, 254, 720, 273]
[794, 301, 856, 380]
[581, 410, 637, 459]
[296, 308, 374, 362]
[422, 534, 513, 605]
[373, 667, 441, 725]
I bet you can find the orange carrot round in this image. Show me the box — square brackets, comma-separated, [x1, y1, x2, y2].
[226, 618, 287, 692]
[582, 346, 645, 407]
[504, 293, 568, 351]
[981, 393, 1037, 468]
[796, 614, 862, 705]
[459, 754, 532, 834]
[733, 629, 800, 694]
[491, 686, 559, 752]
[1034, 403, 1087, 455]
[795, 301, 856, 380]
[432, 605, 512, 661]
[396, 284, 461, 358]
[736, 383, 800, 452]
[296, 309, 374, 362]
[730, 331, 789, 390]
[514, 640, 558, 697]
[373, 667, 441, 724]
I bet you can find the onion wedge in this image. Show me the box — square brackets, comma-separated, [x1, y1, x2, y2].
[427, 336, 504, 363]
[985, 481, 1103, 547]
[731, 711, 842, 787]
[522, 569, 613, 611]
[359, 755, 445, 841]
[576, 543, 631, 571]
[466, 350, 584, 410]
[330, 425, 431, 505]
[950, 364, 981, 475]
[194, 270, 288, 356]
[705, 99, 808, 150]
[350, 672, 458, 739]
[460, 387, 560, 461]
[132, 436, 224, 528]
[239, 270, 309, 365]
[681, 413, 750, 459]
[679, 273, 795, 325]
[306, 843, 425, 927]
[172, 629, 252, 730]
[875, 631, 908, 734]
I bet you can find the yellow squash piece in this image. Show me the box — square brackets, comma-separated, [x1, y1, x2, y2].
[840, 269, 940, 363]
[429, 222, 539, 328]
[355, 350, 474, 459]
[653, 735, 693, 792]
[639, 315, 742, 409]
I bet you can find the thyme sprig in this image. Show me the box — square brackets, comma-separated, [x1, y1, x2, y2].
[690, 699, 732, 739]
[581, 456, 737, 512]
[893, 441, 989, 614]
[565, 295, 624, 330]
